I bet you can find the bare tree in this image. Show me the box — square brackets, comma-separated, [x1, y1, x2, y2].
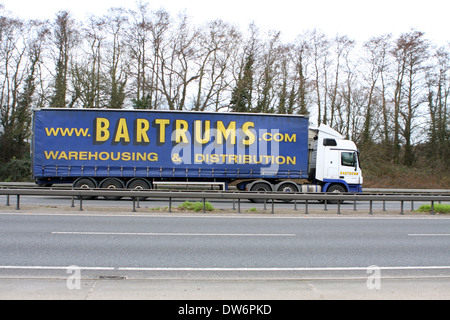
[310, 30, 331, 125]
[71, 15, 106, 108]
[329, 35, 354, 128]
[104, 8, 129, 109]
[361, 34, 391, 146]
[50, 11, 78, 108]
[0, 16, 49, 161]
[291, 34, 311, 116]
[391, 30, 429, 165]
[229, 23, 259, 113]
[254, 31, 281, 113]
[193, 20, 239, 111]
[426, 45, 450, 168]
[127, 1, 152, 109]
[156, 13, 199, 110]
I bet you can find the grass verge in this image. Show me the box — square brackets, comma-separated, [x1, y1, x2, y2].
[417, 204, 450, 214]
[178, 200, 215, 212]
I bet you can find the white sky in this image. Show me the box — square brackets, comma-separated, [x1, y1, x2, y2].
[1, 0, 449, 45]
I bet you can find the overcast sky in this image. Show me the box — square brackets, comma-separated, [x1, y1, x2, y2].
[1, 0, 449, 45]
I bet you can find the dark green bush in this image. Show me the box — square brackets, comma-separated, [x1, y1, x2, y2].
[0, 157, 32, 182]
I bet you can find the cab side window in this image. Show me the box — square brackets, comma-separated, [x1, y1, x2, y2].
[341, 152, 356, 167]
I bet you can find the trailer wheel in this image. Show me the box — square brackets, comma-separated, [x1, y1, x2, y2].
[99, 178, 125, 200]
[277, 182, 299, 203]
[249, 182, 272, 203]
[127, 179, 151, 200]
[73, 178, 97, 200]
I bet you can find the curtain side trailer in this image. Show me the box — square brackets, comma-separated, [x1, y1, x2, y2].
[32, 108, 363, 196]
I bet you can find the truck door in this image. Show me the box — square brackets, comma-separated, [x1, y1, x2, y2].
[323, 148, 340, 180]
[339, 151, 360, 184]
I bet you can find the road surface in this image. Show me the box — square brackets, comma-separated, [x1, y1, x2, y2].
[0, 209, 449, 299]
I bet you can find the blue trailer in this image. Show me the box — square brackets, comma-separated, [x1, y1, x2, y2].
[32, 108, 362, 196]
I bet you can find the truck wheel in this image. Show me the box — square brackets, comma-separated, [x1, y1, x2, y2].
[249, 182, 272, 203]
[327, 184, 346, 204]
[73, 178, 97, 200]
[277, 182, 299, 203]
[99, 178, 124, 200]
[127, 179, 151, 201]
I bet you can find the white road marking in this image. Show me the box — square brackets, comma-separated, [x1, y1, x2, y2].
[408, 234, 450, 236]
[1, 266, 450, 272]
[52, 231, 296, 237]
[117, 266, 450, 272]
[0, 266, 114, 270]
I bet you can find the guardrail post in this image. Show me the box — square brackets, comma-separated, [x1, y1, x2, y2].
[6, 195, 10, 207]
[271, 198, 275, 214]
[15, 195, 20, 210]
[369, 200, 373, 215]
[324, 200, 328, 211]
[431, 201, 435, 215]
[79, 197, 83, 211]
[337, 200, 341, 215]
[400, 200, 404, 215]
[169, 197, 172, 213]
[71, 196, 75, 208]
[294, 200, 297, 211]
[238, 198, 241, 214]
[353, 199, 357, 212]
[232, 199, 236, 210]
[132, 197, 136, 212]
[203, 198, 206, 213]
[305, 199, 309, 215]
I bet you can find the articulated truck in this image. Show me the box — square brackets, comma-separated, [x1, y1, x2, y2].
[32, 108, 363, 197]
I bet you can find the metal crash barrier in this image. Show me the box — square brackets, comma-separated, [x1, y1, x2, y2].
[1, 187, 449, 215]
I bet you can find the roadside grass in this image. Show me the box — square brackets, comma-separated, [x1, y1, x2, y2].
[417, 204, 450, 214]
[178, 200, 215, 212]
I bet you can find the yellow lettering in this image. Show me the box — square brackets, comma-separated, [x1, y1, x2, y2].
[69, 151, 78, 160]
[88, 152, 98, 161]
[195, 154, 204, 163]
[216, 121, 236, 145]
[148, 153, 158, 161]
[155, 119, 170, 144]
[59, 151, 68, 160]
[99, 152, 109, 161]
[136, 119, 150, 143]
[114, 118, 130, 143]
[44, 151, 58, 160]
[78, 152, 87, 161]
[121, 152, 131, 161]
[175, 120, 189, 143]
[242, 121, 256, 146]
[95, 118, 110, 142]
[262, 132, 272, 141]
[194, 120, 211, 144]
[210, 154, 219, 163]
[285, 134, 296, 142]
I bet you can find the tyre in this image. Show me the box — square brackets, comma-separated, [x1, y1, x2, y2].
[276, 182, 299, 203]
[249, 182, 272, 203]
[99, 178, 125, 200]
[127, 179, 151, 200]
[326, 184, 346, 204]
[73, 178, 97, 200]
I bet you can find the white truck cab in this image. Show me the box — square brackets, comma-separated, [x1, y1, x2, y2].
[309, 124, 363, 193]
